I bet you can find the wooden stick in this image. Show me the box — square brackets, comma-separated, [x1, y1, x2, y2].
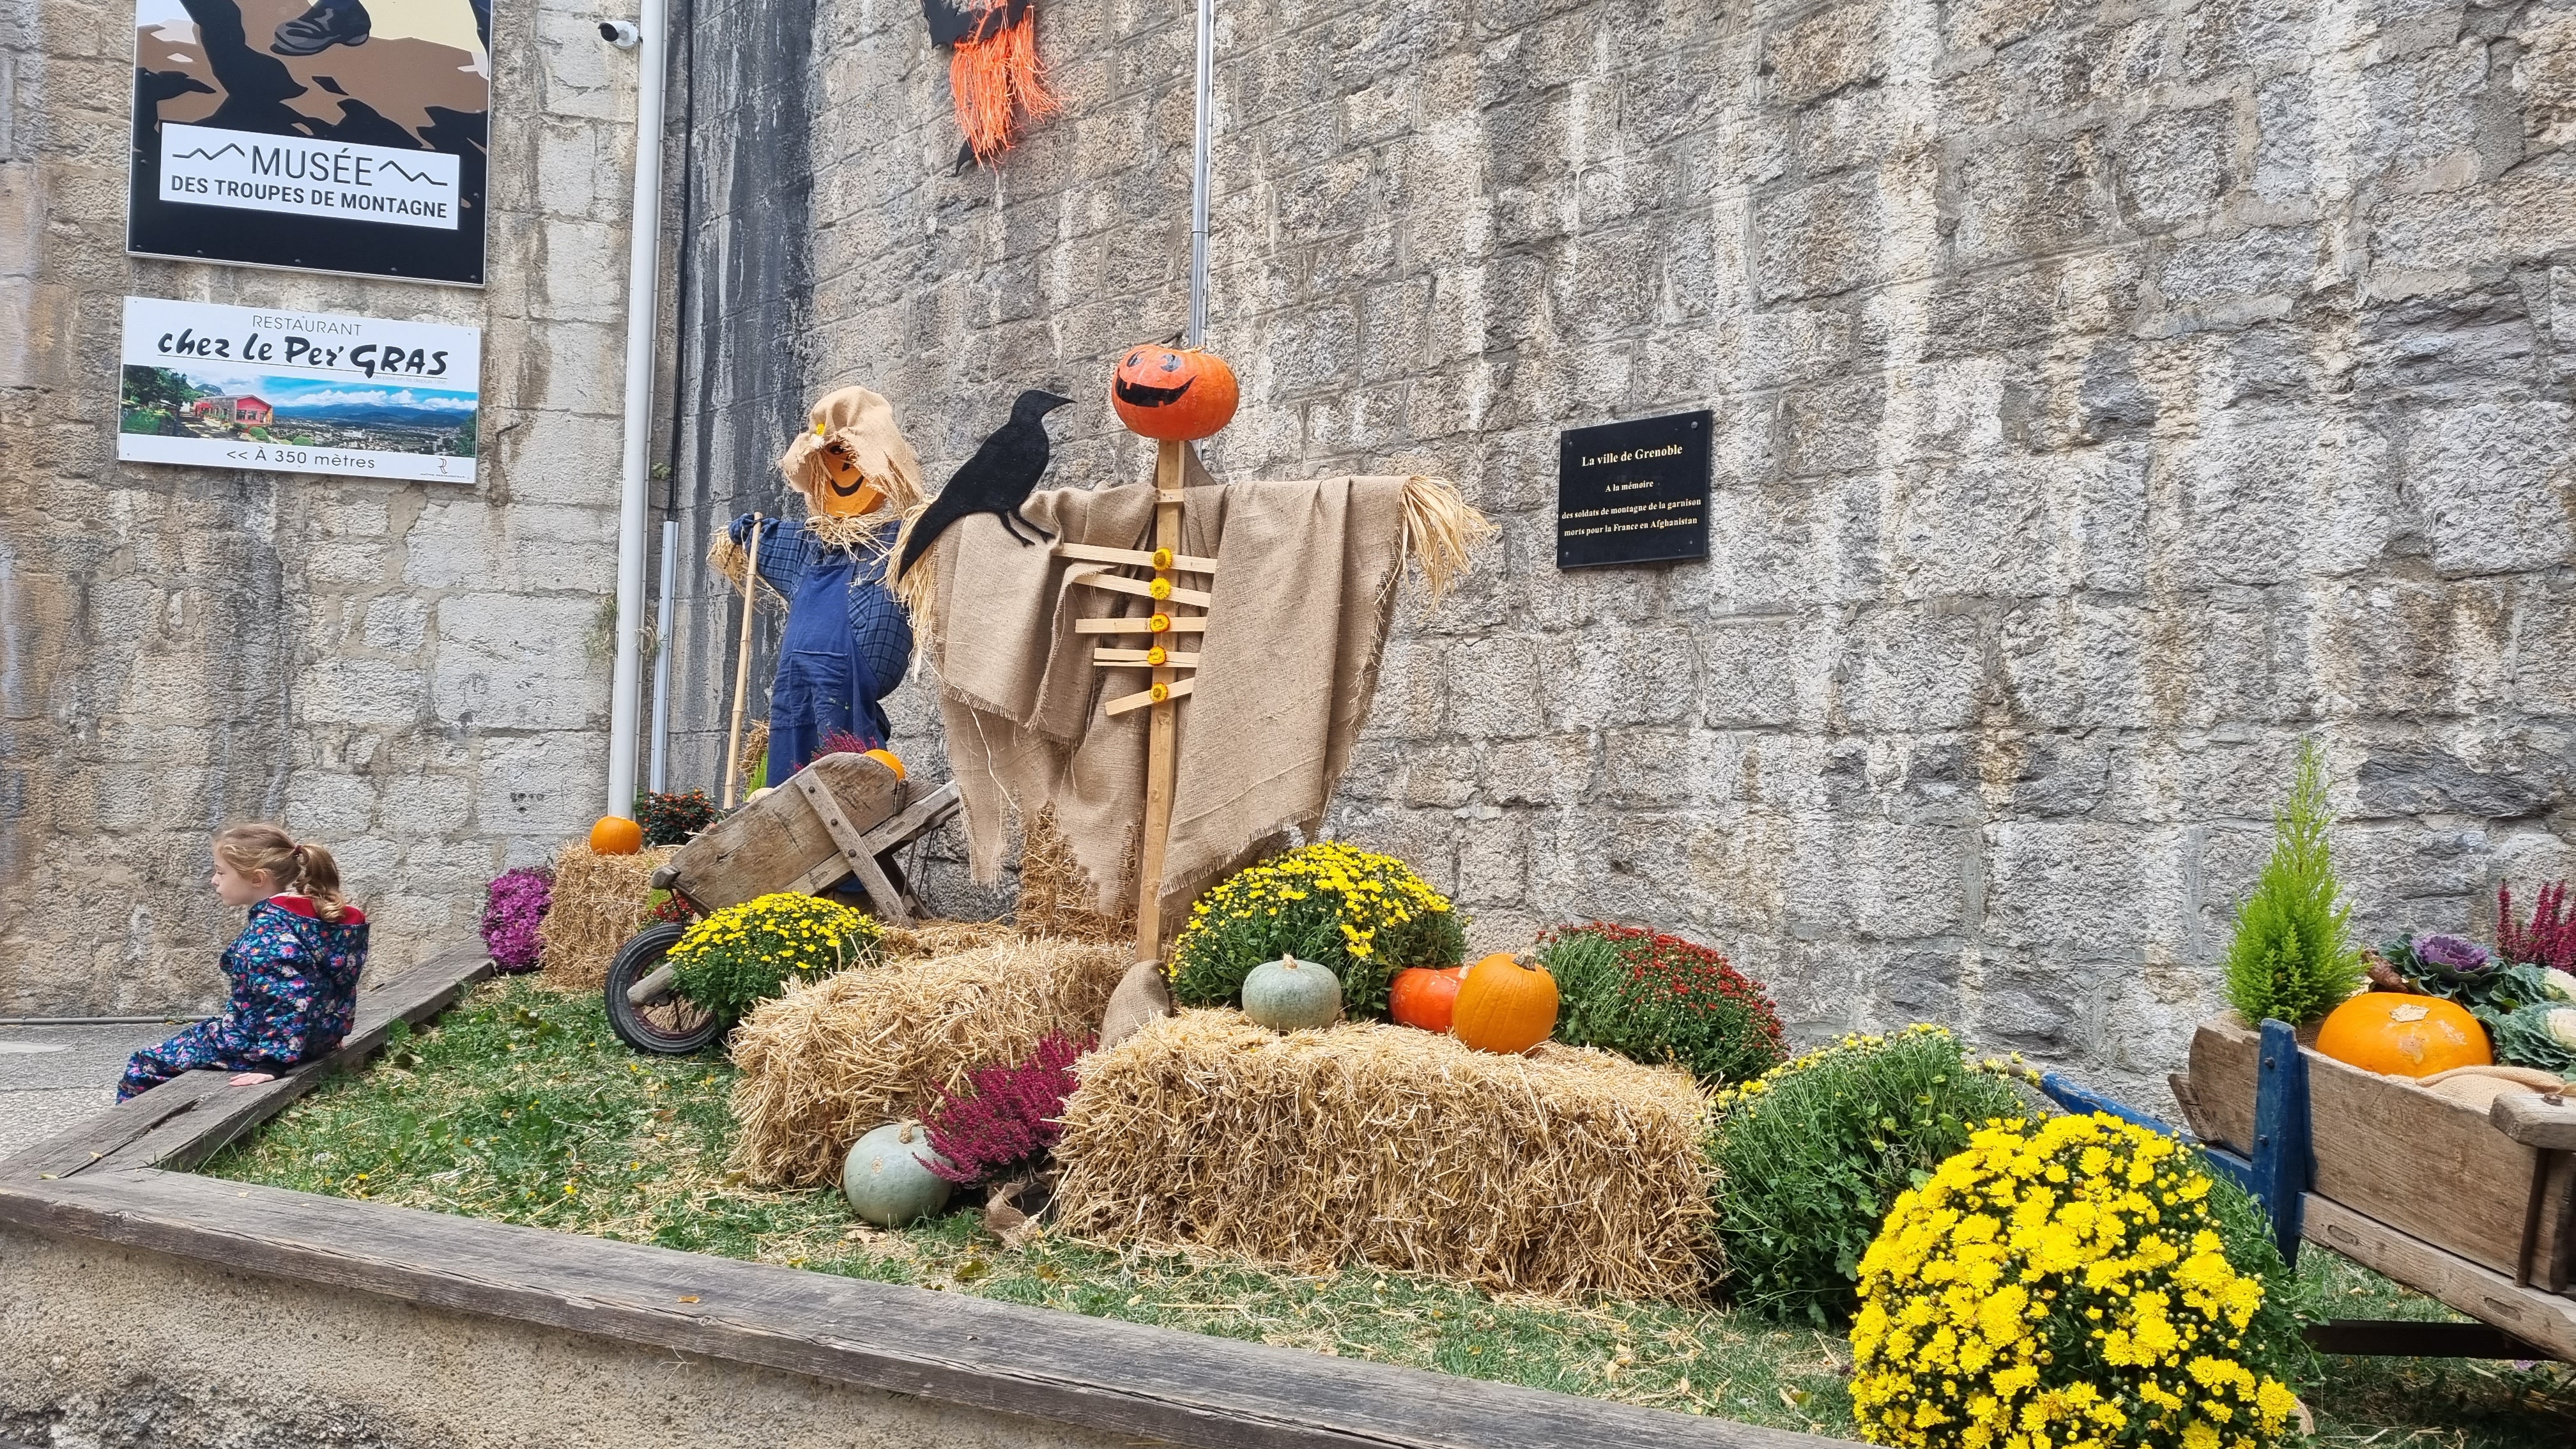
[721, 514, 763, 810]
[1105, 677, 1197, 716]
[1092, 648, 1201, 667]
[1133, 443, 1187, 961]
[1075, 616, 1208, 634]
[1072, 571, 1215, 610]
[1054, 541, 1219, 573]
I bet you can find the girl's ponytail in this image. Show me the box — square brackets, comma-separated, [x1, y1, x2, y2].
[215, 824, 353, 923]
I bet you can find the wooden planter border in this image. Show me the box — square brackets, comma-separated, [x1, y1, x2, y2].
[0, 943, 1841, 1449]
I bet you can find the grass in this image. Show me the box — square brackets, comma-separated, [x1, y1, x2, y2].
[201, 978, 2576, 1446]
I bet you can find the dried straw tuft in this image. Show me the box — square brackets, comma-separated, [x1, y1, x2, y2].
[1015, 806, 1135, 942]
[1053, 1010, 1719, 1301]
[727, 931, 1131, 1187]
[537, 843, 677, 991]
[1399, 475, 1493, 604]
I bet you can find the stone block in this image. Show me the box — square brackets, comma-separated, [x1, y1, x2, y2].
[302, 657, 428, 728]
[1482, 734, 1597, 806]
[1984, 822, 2188, 960]
[1752, 172, 1882, 302]
[1455, 813, 1529, 906]
[2401, 402, 2576, 575]
[1952, 134, 2109, 266]
[1840, 604, 1986, 731]
[1767, 3, 1886, 107]
[433, 595, 606, 733]
[1444, 636, 1538, 739]
[1698, 615, 1821, 729]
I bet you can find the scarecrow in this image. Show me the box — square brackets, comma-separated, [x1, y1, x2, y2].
[710, 385, 926, 788]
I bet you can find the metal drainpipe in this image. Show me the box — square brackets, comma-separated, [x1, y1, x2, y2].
[606, 0, 673, 820]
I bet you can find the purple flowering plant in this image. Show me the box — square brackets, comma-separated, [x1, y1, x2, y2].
[921, 1033, 1090, 1186]
[479, 865, 554, 973]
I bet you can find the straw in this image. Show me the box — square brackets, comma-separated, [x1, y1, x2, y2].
[536, 843, 678, 991]
[1052, 1009, 1719, 1301]
[727, 931, 1130, 1187]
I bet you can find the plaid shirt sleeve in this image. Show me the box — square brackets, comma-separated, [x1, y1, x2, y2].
[847, 522, 913, 700]
[748, 516, 816, 597]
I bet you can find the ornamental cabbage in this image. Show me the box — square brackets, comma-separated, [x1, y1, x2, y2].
[2494, 1005, 2576, 1075]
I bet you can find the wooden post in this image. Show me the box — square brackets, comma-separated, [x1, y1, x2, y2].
[721, 514, 764, 810]
[1133, 443, 1188, 960]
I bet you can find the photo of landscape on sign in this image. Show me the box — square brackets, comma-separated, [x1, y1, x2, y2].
[118, 296, 481, 483]
[127, 0, 491, 284]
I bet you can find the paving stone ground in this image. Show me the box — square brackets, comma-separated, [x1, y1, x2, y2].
[0, 1023, 187, 1162]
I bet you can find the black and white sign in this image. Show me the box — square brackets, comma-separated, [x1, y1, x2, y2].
[118, 296, 482, 483]
[128, 0, 492, 283]
[1555, 410, 1712, 569]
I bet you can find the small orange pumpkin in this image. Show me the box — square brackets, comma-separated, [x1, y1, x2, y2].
[589, 815, 644, 856]
[1389, 965, 1466, 1033]
[1110, 345, 1239, 441]
[2314, 991, 2492, 1078]
[865, 747, 907, 780]
[1451, 952, 1559, 1054]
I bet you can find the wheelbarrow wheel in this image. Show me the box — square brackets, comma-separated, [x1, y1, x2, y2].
[604, 921, 724, 1055]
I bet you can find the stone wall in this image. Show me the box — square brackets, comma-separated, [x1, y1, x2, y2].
[678, 0, 2576, 1098]
[0, 0, 651, 1011]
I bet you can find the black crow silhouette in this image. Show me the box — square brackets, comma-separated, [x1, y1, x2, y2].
[896, 388, 1074, 577]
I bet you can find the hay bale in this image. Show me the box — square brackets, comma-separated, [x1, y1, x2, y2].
[537, 843, 677, 990]
[728, 932, 1130, 1187]
[1053, 1010, 1717, 1301]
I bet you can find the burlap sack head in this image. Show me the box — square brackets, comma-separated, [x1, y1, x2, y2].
[776, 386, 926, 523]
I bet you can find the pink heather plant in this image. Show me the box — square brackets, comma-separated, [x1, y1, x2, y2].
[921, 1033, 1090, 1186]
[2499, 880, 2576, 972]
[479, 865, 554, 973]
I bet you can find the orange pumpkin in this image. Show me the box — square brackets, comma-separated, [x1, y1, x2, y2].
[2314, 991, 2492, 1077]
[865, 747, 907, 780]
[1110, 345, 1239, 441]
[1389, 965, 1466, 1033]
[1451, 952, 1559, 1054]
[589, 815, 643, 855]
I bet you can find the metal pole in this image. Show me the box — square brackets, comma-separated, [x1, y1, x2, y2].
[647, 519, 677, 793]
[1187, 0, 1212, 347]
[606, 0, 673, 819]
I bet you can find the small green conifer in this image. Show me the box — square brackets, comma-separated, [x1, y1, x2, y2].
[2223, 737, 2363, 1025]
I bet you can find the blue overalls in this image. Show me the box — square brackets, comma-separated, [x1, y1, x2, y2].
[728, 516, 914, 785]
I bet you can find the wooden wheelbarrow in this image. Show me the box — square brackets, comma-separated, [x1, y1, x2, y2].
[605, 751, 962, 1054]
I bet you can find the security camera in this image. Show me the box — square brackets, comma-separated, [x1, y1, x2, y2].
[600, 19, 641, 47]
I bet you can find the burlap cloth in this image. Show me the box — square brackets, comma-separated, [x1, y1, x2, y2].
[919, 470, 1427, 935]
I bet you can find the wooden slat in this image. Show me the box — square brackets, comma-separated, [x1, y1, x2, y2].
[1054, 541, 1218, 573]
[670, 752, 903, 912]
[1072, 570, 1215, 610]
[1075, 616, 1208, 634]
[1092, 649, 1202, 667]
[2493, 1092, 2576, 1151]
[791, 771, 914, 928]
[2304, 1194, 2576, 1363]
[857, 779, 963, 855]
[0, 1168, 1842, 1449]
[4, 943, 494, 1181]
[2189, 1017, 2576, 1283]
[1105, 676, 1194, 717]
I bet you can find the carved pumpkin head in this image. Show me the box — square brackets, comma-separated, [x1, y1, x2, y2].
[1110, 345, 1239, 441]
[778, 385, 926, 520]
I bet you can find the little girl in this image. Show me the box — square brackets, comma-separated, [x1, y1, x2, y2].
[118, 824, 371, 1101]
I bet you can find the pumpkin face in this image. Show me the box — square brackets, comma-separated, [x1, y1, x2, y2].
[812, 433, 887, 518]
[841, 1119, 954, 1227]
[589, 815, 643, 855]
[1389, 965, 1466, 1033]
[2314, 992, 2492, 1078]
[1241, 953, 1343, 1031]
[1451, 952, 1559, 1055]
[1110, 345, 1240, 441]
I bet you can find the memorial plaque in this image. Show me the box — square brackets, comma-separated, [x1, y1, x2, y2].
[1555, 410, 1711, 569]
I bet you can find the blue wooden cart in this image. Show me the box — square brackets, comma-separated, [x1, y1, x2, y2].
[2043, 1017, 2576, 1362]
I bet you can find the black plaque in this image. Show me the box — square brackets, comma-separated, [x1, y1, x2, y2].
[1555, 410, 1712, 569]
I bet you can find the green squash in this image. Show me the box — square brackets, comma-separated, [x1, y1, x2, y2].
[1241, 953, 1343, 1032]
[841, 1119, 953, 1227]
